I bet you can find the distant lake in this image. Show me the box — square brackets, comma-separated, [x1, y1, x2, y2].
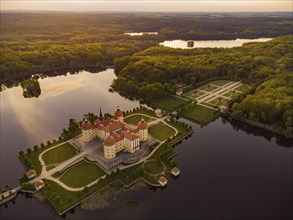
[125, 32, 158, 36]
[160, 38, 273, 49]
[0, 69, 292, 220]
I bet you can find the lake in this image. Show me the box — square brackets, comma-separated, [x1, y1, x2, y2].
[0, 69, 292, 220]
[160, 38, 273, 49]
[125, 32, 158, 36]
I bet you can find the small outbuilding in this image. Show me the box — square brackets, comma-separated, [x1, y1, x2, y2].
[171, 167, 181, 177]
[220, 101, 229, 113]
[34, 180, 44, 191]
[158, 176, 167, 187]
[176, 88, 183, 96]
[26, 169, 37, 179]
[155, 109, 163, 118]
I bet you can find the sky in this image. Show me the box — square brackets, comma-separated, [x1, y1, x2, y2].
[1, 0, 292, 12]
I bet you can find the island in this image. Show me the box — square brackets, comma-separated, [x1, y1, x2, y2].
[187, 40, 194, 47]
[0, 106, 192, 215]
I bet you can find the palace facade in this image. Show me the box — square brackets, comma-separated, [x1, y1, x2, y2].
[81, 107, 148, 159]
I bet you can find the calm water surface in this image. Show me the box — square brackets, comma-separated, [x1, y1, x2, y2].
[160, 38, 273, 49]
[0, 69, 292, 220]
[125, 32, 158, 36]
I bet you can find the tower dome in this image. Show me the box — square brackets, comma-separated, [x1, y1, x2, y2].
[81, 120, 92, 130]
[114, 108, 123, 118]
[138, 119, 148, 130]
[104, 135, 115, 146]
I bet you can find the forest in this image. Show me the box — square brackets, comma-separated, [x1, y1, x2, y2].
[112, 36, 292, 135]
[231, 73, 293, 136]
[1, 12, 292, 82]
[1, 13, 292, 136]
[113, 36, 292, 99]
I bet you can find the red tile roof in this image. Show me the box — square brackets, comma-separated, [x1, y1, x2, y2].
[104, 135, 115, 146]
[176, 88, 183, 93]
[111, 132, 124, 142]
[81, 121, 92, 130]
[102, 121, 124, 133]
[138, 119, 148, 130]
[171, 167, 180, 175]
[158, 176, 167, 185]
[26, 169, 36, 178]
[123, 132, 139, 141]
[114, 108, 123, 118]
[34, 180, 44, 188]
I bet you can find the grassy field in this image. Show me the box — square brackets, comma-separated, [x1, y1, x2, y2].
[235, 84, 250, 92]
[152, 95, 189, 112]
[149, 123, 176, 141]
[19, 140, 69, 175]
[211, 80, 231, 86]
[59, 161, 106, 188]
[124, 115, 154, 125]
[126, 107, 157, 118]
[42, 143, 77, 166]
[144, 160, 165, 174]
[180, 105, 217, 125]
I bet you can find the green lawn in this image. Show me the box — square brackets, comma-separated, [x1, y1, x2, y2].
[19, 140, 67, 175]
[180, 105, 218, 125]
[42, 143, 77, 166]
[59, 161, 106, 188]
[126, 107, 157, 118]
[152, 95, 189, 112]
[211, 80, 231, 86]
[124, 115, 154, 125]
[144, 160, 165, 174]
[149, 123, 176, 141]
[235, 84, 250, 92]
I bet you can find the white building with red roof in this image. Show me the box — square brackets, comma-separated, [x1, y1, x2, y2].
[81, 107, 148, 159]
[158, 176, 167, 186]
[176, 88, 183, 96]
[26, 169, 37, 179]
[34, 180, 44, 191]
[171, 167, 181, 177]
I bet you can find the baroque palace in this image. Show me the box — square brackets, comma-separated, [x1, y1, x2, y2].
[81, 107, 148, 159]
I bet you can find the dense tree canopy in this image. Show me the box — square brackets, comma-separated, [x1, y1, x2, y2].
[231, 73, 293, 136]
[1, 12, 292, 82]
[113, 36, 292, 100]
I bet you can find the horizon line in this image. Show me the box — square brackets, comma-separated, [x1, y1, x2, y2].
[1, 10, 292, 13]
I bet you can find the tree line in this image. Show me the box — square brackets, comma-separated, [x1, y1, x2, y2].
[1, 12, 292, 83]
